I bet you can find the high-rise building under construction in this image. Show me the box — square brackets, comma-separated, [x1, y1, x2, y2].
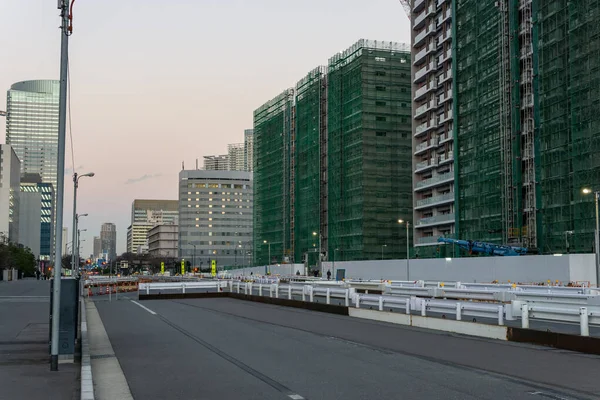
[254, 40, 413, 266]
[410, 0, 600, 256]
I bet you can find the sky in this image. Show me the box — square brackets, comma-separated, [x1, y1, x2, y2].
[0, 0, 410, 256]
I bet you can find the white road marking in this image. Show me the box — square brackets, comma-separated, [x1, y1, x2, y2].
[288, 395, 304, 400]
[131, 300, 157, 315]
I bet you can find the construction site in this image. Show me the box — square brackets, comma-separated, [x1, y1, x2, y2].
[411, 0, 600, 257]
[254, 40, 413, 267]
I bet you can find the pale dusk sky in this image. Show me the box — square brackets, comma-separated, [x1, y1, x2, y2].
[0, 0, 410, 255]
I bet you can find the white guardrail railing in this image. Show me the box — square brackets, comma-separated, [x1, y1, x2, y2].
[137, 278, 600, 337]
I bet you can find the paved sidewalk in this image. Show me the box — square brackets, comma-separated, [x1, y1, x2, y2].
[0, 279, 79, 400]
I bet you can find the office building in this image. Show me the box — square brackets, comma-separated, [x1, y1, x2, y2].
[148, 224, 179, 258]
[0, 145, 20, 243]
[203, 155, 229, 171]
[18, 189, 41, 258]
[244, 129, 254, 172]
[93, 236, 101, 259]
[126, 199, 178, 253]
[179, 169, 253, 269]
[253, 40, 413, 265]
[19, 177, 54, 260]
[100, 223, 117, 261]
[62, 227, 68, 257]
[409, 0, 600, 256]
[227, 143, 245, 171]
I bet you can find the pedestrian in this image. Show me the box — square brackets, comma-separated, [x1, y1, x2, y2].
[36, 269, 40, 280]
[296, 270, 300, 276]
[326, 270, 331, 280]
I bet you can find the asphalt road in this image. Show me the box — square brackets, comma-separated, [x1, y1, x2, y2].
[95, 296, 600, 400]
[0, 279, 79, 400]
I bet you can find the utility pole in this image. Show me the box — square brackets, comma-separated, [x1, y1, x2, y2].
[51, 0, 70, 372]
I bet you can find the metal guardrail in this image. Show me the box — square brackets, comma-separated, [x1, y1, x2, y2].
[139, 281, 227, 294]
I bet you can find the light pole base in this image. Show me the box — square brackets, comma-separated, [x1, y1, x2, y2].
[50, 354, 58, 371]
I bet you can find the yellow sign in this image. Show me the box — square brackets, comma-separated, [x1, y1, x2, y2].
[160, 262, 165, 274]
[211, 259, 217, 277]
[181, 260, 185, 275]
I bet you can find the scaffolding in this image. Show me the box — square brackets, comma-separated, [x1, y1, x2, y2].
[253, 89, 294, 265]
[294, 66, 327, 265]
[537, 0, 600, 253]
[327, 40, 412, 261]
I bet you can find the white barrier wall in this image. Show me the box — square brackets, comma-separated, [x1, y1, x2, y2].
[231, 264, 305, 277]
[321, 254, 597, 285]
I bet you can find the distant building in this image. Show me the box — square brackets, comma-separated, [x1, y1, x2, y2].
[0, 144, 20, 243]
[148, 224, 178, 258]
[227, 143, 245, 171]
[18, 190, 41, 258]
[100, 223, 117, 261]
[244, 129, 254, 172]
[203, 155, 229, 171]
[20, 176, 54, 260]
[126, 199, 178, 253]
[178, 169, 253, 269]
[93, 236, 101, 259]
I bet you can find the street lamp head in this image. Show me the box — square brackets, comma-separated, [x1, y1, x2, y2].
[263, 240, 267, 244]
[80, 213, 88, 217]
[82, 172, 95, 178]
[583, 188, 592, 194]
[398, 219, 404, 224]
[312, 231, 317, 236]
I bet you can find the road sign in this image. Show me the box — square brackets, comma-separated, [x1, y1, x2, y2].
[161, 262, 165, 274]
[181, 260, 185, 275]
[211, 260, 216, 277]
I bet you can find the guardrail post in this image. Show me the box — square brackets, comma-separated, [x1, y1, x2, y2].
[288, 285, 292, 300]
[259, 284, 263, 297]
[229, 281, 233, 292]
[182, 284, 186, 294]
[498, 305, 504, 326]
[456, 302, 462, 321]
[269, 285, 273, 298]
[378, 296, 383, 311]
[237, 282, 240, 294]
[146, 284, 149, 295]
[275, 285, 279, 299]
[326, 288, 331, 305]
[421, 300, 426, 317]
[580, 307, 589, 337]
[355, 294, 360, 309]
[309, 286, 314, 303]
[521, 304, 529, 329]
[405, 298, 410, 315]
[302, 287, 306, 302]
[345, 289, 349, 307]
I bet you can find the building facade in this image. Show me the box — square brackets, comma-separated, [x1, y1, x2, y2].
[408, 0, 600, 256]
[18, 190, 41, 258]
[100, 223, 117, 261]
[253, 40, 413, 265]
[147, 224, 179, 258]
[244, 129, 254, 172]
[93, 236, 101, 259]
[19, 180, 54, 260]
[126, 199, 178, 253]
[227, 143, 245, 171]
[179, 169, 253, 269]
[0, 145, 20, 243]
[203, 155, 229, 171]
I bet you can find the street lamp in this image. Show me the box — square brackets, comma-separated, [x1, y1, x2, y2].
[332, 248, 339, 281]
[582, 188, 599, 287]
[263, 240, 271, 274]
[381, 244, 387, 260]
[71, 172, 94, 278]
[564, 230, 574, 254]
[192, 244, 197, 273]
[398, 219, 411, 281]
[312, 231, 322, 272]
[72, 213, 88, 276]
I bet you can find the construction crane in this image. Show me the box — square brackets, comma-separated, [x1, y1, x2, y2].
[398, 0, 411, 20]
[437, 237, 529, 257]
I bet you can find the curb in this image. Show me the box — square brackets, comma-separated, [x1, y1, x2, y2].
[80, 297, 95, 400]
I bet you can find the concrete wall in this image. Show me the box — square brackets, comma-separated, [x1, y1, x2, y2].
[320, 254, 597, 285]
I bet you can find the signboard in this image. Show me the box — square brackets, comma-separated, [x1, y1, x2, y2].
[211, 259, 217, 277]
[181, 260, 185, 275]
[160, 262, 165, 274]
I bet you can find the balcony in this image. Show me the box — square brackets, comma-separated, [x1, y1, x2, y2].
[437, 0, 447, 7]
[438, 90, 452, 105]
[414, 42, 436, 66]
[414, 61, 436, 84]
[437, 68, 452, 85]
[415, 118, 437, 137]
[438, 110, 453, 124]
[439, 131, 453, 144]
[415, 158, 438, 173]
[414, 81, 436, 101]
[416, 213, 455, 228]
[415, 99, 436, 119]
[438, 151, 454, 164]
[415, 192, 455, 210]
[414, 0, 426, 12]
[415, 172, 454, 191]
[437, 7, 451, 25]
[437, 28, 452, 46]
[437, 49, 452, 65]
[414, 5, 436, 29]
[414, 23, 436, 47]
[415, 138, 439, 155]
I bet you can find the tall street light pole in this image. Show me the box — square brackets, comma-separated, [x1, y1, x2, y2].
[72, 213, 88, 277]
[51, 0, 71, 372]
[263, 240, 271, 274]
[77, 228, 87, 275]
[381, 244, 387, 260]
[398, 219, 411, 281]
[313, 231, 322, 272]
[582, 188, 600, 287]
[192, 244, 196, 272]
[71, 172, 94, 278]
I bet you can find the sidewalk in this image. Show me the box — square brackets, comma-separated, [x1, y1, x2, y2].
[0, 279, 79, 400]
